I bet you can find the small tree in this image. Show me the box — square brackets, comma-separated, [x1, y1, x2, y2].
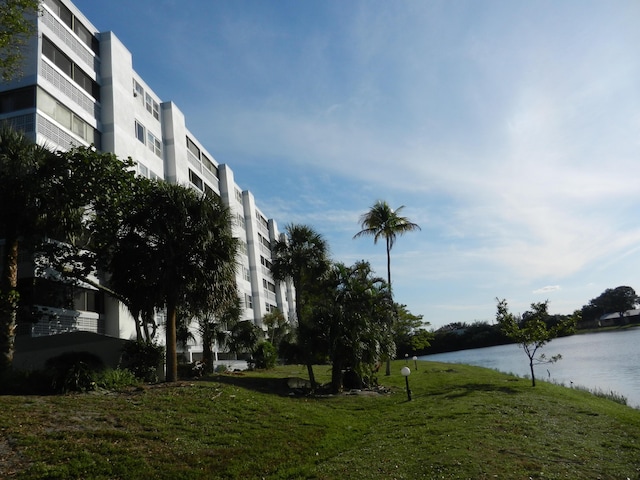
[262, 308, 292, 354]
[496, 298, 574, 387]
[0, 0, 41, 81]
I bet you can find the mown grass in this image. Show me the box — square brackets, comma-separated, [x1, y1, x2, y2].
[1, 361, 639, 479]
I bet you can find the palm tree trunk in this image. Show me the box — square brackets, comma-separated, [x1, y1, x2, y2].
[0, 234, 19, 373]
[385, 237, 392, 376]
[165, 299, 178, 382]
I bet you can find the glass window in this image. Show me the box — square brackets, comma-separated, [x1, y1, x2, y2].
[72, 115, 85, 137]
[186, 136, 200, 159]
[147, 131, 162, 157]
[0, 86, 36, 114]
[145, 93, 159, 119]
[135, 121, 145, 143]
[137, 163, 149, 178]
[42, 37, 72, 77]
[189, 169, 203, 191]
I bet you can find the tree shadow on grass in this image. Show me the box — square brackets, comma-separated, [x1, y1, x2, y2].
[205, 373, 300, 397]
[437, 382, 521, 400]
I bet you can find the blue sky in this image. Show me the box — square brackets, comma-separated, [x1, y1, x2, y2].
[75, 0, 640, 329]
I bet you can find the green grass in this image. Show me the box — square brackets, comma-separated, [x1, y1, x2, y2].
[1, 361, 639, 479]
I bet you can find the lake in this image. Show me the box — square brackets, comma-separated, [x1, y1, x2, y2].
[419, 327, 640, 408]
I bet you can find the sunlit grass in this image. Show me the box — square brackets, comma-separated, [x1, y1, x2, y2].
[1, 361, 639, 479]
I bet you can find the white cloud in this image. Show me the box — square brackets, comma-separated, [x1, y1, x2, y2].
[533, 285, 561, 294]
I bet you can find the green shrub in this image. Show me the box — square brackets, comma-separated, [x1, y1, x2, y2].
[45, 351, 105, 393]
[120, 341, 164, 383]
[94, 368, 139, 390]
[251, 341, 277, 370]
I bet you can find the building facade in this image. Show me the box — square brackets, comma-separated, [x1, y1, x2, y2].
[0, 0, 294, 361]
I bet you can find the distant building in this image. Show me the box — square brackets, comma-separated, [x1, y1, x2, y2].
[0, 0, 294, 365]
[598, 309, 640, 328]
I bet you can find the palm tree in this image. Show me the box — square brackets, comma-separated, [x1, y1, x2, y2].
[271, 224, 330, 389]
[0, 127, 54, 373]
[106, 180, 238, 382]
[354, 201, 421, 292]
[354, 200, 420, 375]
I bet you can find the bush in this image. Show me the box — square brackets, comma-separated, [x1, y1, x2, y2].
[250, 341, 277, 370]
[45, 351, 105, 393]
[94, 368, 139, 390]
[120, 341, 164, 383]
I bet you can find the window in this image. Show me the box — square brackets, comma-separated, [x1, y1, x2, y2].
[235, 213, 245, 229]
[0, 86, 36, 114]
[189, 169, 203, 191]
[204, 184, 219, 200]
[145, 93, 159, 120]
[137, 163, 149, 178]
[37, 88, 97, 144]
[245, 294, 253, 309]
[135, 121, 145, 143]
[45, 0, 72, 29]
[201, 153, 218, 177]
[45, 0, 99, 54]
[260, 256, 272, 270]
[147, 131, 162, 157]
[186, 136, 200, 159]
[256, 212, 268, 229]
[263, 280, 276, 293]
[42, 36, 100, 100]
[42, 36, 72, 76]
[133, 80, 144, 103]
[235, 188, 243, 203]
[242, 265, 250, 282]
[237, 240, 247, 255]
[258, 234, 271, 250]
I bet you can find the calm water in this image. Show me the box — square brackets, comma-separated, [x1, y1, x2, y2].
[420, 327, 640, 408]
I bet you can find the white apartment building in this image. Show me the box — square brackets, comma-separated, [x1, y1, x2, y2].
[0, 0, 295, 362]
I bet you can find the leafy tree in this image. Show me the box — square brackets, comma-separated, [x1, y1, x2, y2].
[393, 303, 431, 357]
[251, 341, 277, 369]
[228, 320, 261, 358]
[271, 223, 330, 389]
[354, 200, 420, 374]
[323, 261, 395, 393]
[262, 308, 292, 354]
[0, 0, 41, 81]
[496, 298, 574, 387]
[581, 286, 639, 325]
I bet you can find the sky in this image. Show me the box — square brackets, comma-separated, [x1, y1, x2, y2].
[74, 0, 640, 329]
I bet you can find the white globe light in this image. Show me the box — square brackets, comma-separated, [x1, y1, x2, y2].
[401, 366, 411, 377]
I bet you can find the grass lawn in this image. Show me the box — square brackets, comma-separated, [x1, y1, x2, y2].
[1, 360, 639, 479]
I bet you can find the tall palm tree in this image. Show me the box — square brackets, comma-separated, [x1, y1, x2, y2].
[271, 224, 330, 389]
[0, 127, 54, 373]
[354, 200, 421, 292]
[354, 200, 420, 375]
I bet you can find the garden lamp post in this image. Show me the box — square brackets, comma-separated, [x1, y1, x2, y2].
[401, 366, 412, 401]
[413, 355, 418, 370]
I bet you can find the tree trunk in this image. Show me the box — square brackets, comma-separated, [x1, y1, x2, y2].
[529, 360, 536, 387]
[0, 235, 19, 373]
[202, 331, 214, 373]
[165, 300, 178, 382]
[385, 238, 392, 376]
[306, 361, 316, 391]
[330, 362, 342, 394]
